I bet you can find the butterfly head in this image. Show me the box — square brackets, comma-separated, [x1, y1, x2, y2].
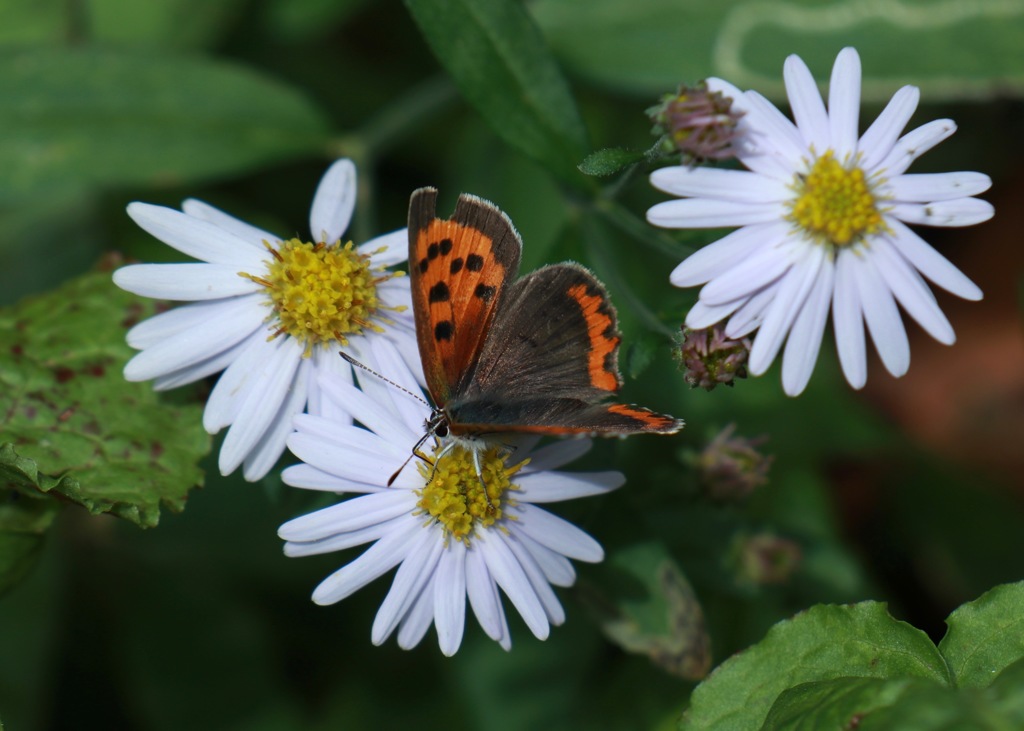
[425, 406, 451, 440]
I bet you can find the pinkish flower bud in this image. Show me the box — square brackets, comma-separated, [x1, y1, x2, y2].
[676, 324, 751, 391]
[692, 424, 772, 502]
[730, 532, 802, 587]
[649, 82, 743, 162]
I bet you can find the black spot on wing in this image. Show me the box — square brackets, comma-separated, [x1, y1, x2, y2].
[439, 238, 453, 255]
[450, 257, 464, 274]
[474, 284, 496, 302]
[434, 321, 453, 341]
[418, 258, 429, 274]
[466, 254, 484, 272]
[429, 282, 450, 303]
[427, 242, 440, 259]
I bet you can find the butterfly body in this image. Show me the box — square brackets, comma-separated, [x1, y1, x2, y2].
[408, 187, 682, 442]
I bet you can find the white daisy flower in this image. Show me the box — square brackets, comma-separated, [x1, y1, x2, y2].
[113, 159, 420, 480]
[278, 338, 622, 655]
[647, 47, 994, 396]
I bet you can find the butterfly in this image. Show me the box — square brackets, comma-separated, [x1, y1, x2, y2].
[407, 187, 683, 445]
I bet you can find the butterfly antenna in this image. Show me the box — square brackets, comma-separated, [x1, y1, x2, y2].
[339, 351, 429, 406]
[388, 431, 434, 486]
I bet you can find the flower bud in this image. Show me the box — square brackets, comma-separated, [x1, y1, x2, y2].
[649, 82, 743, 162]
[693, 424, 772, 502]
[676, 324, 750, 391]
[730, 532, 802, 587]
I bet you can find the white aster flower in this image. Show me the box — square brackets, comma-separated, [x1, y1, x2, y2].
[113, 159, 421, 480]
[278, 338, 622, 655]
[647, 47, 994, 396]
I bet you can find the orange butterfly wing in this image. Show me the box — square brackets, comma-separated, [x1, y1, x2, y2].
[408, 188, 522, 405]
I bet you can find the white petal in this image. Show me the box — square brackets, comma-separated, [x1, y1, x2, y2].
[372, 527, 444, 645]
[685, 297, 746, 330]
[889, 198, 995, 227]
[670, 221, 789, 288]
[886, 219, 982, 300]
[748, 245, 825, 376]
[242, 357, 311, 481]
[123, 297, 264, 382]
[204, 335, 281, 432]
[126, 202, 267, 270]
[310, 158, 357, 245]
[285, 429, 408, 487]
[724, 281, 779, 338]
[113, 263, 261, 300]
[743, 90, 807, 167]
[317, 368, 419, 446]
[516, 531, 576, 588]
[647, 199, 783, 229]
[278, 490, 412, 542]
[478, 530, 549, 641]
[152, 334, 250, 391]
[434, 541, 467, 656]
[885, 172, 992, 203]
[872, 237, 955, 345]
[858, 86, 920, 171]
[284, 520, 390, 557]
[465, 546, 508, 645]
[181, 198, 278, 248]
[706, 78, 796, 180]
[851, 253, 910, 378]
[699, 240, 795, 305]
[515, 471, 623, 503]
[828, 47, 861, 161]
[360, 227, 408, 265]
[502, 533, 565, 625]
[781, 258, 834, 396]
[785, 53, 828, 152]
[650, 167, 790, 202]
[310, 514, 421, 604]
[511, 504, 604, 562]
[218, 339, 303, 475]
[877, 119, 956, 177]
[397, 578, 435, 650]
[306, 344, 354, 422]
[832, 249, 867, 389]
[281, 462, 378, 494]
[518, 438, 592, 473]
[126, 299, 233, 350]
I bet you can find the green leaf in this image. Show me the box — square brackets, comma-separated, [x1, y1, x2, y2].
[585, 542, 711, 680]
[88, 0, 246, 50]
[679, 602, 951, 731]
[939, 581, 1024, 689]
[532, 0, 1024, 102]
[857, 660, 1024, 731]
[579, 148, 647, 177]
[404, 0, 589, 184]
[763, 676, 933, 731]
[261, 0, 370, 42]
[0, 266, 211, 529]
[0, 47, 331, 203]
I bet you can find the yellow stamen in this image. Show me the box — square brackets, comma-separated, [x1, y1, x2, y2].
[415, 445, 526, 544]
[788, 151, 886, 248]
[239, 238, 403, 356]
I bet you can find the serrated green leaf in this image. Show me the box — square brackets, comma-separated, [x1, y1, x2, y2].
[679, 602, 951, 731]
[0, 267, 211, 528]
[404, 0, 588, 184]
[586, 542, 710, 680]
[763, 676, 933, 731]
[0, 47, 330, 203]
[938, 581, 1024, 689]
[533, 0, 1024, 102]
[579, 148, 647, 177]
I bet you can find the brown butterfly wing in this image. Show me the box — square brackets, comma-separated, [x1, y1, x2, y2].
[408, 188, 522, 405]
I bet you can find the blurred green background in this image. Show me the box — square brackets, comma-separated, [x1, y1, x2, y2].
[1, 0, 1023, 729]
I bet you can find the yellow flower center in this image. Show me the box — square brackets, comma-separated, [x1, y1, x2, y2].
[241, 239, 404, 355]
[415, 444, 525, 543]
[788, 151, 886, 248]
